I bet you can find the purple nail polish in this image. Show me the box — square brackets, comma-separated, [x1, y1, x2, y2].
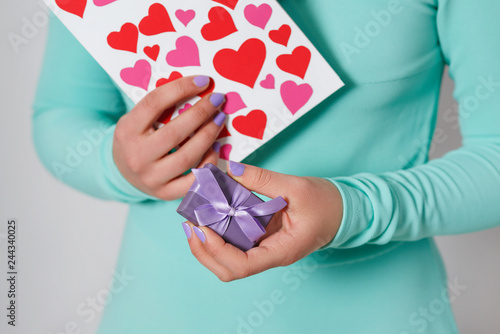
[212, 141, 221, 153]
[193, 75, 210, 87]
[193, 226, 206, 243]
[213, 111, 226, 126]
[182, 222, 192, 239]
[229, 160, 245, 176]
[210, 93, 225, 108]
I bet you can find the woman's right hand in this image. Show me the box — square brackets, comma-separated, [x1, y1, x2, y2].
[113, 75, 226, 201]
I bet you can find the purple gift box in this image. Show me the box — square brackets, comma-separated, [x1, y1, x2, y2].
[177, 163, 287, 251]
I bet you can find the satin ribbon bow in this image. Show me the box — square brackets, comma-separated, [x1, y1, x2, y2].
[192, 168, 287, 243]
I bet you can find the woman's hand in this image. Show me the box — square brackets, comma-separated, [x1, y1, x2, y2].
[113, 75, 226, 201]
[182, 161, 344, 282]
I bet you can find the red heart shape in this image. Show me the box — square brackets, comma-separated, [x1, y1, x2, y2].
[139, 3, 176, 36]
[217, 125, 231, 139]
[213, 0, 238, 10]
[276, 46, 311, 79]
[269, 24, 291, 47]
[107, 23, 138, 53]
[213, 39, 266, 88]
[156, 105, 176, 125]
[232, 109, 267, 140]
[156, 71, 183, 88]
[144, 45, 160, 61]
[56, 0, 86, 18]
[201, 7, 237, 41]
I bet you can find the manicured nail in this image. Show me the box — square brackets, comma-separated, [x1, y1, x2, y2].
[212, 141, 221, 153]
[182, 222, 192, 239]
[229, 160, 245, 176]
[193, 75, 210, 87]
[210, 93, 225, 108]
[213, 111, 226, 126]
[193, 226, 206, 243]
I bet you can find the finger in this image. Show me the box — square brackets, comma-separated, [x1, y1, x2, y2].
[128, 75, 212, 133]
[227, 161, 291, 199]
[155, 147, 219, 201]
[199, 224, 291, 280]
[150, 93, 226, 156]
[154, 112, 225, 180]
[183, 222, 234, 282]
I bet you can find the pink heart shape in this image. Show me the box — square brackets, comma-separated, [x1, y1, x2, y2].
[244, 4, 272, 29]
[280, 81, 313, 115]
[260, 74, 275, 89]
[222, 92, 246, 115]
[120, 59, 151, 91]
[166, 36, 200, 67]
[178, 103, 192, 114]
[220, 144, 232, 160]
[93, 0, 116, 6]
[175, 9, 195, 27]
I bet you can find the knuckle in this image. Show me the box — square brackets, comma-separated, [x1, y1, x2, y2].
[141, 91, 160, 111]
[175, 152, 195, 171]
[175, 78, 193, 98]
[234, 266, 252, 279]
[191, 104, 212, 124]
[253, 168, 273, 191]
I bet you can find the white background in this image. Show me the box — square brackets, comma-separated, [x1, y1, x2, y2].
[1, 0, 499, 333]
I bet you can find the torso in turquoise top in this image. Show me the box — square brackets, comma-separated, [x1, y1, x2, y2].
[33, 0, 500, 333]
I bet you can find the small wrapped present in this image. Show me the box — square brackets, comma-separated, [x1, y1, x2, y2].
[177, 163, 287, 251]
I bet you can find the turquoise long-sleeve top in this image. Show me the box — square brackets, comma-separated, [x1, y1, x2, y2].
[33, 0, 500, 333]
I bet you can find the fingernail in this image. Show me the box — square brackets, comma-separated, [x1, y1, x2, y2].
[193, 75, 210, 87]
[210, 93, 225, 108]
[213, 111, 226, 126]
[212, 141, 221, 153]
[182, 222, 192, 239]
[229, 160, 245, 176]
[193, 226, 206, 243]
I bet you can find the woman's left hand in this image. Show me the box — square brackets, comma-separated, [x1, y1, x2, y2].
[182, 161, 344, 282]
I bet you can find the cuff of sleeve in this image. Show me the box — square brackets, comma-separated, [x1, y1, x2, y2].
[100, 124, 158, 202]
[318, 178, 361, 249]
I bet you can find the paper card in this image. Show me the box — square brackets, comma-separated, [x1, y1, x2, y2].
[43, 0, 344, 164]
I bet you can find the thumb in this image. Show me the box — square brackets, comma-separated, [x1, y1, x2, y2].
[227, 161, 289, 199]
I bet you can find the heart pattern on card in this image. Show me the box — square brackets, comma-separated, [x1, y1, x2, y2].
[213, 0, 238, 10]
[144, 45, 160, 61]
[219, 144, 232, 160]
[139, 3, 176, 36]
[280, 81, 313, 115]
[157, 106, 176, 125]
[233, 109, 267, 140]
[52, 0, 343, 163]
[244, 4, 272, 30]
[94, 0, 116, 6]
[269, 24, 291, 47]
[277, 46, 311, 79]
[213, 39, 266, 88]
[222, 92, 246, 114]
[166, 36, 200, 67]
[107, 23, 138, 53]
[217, 126, 231, 139]
[56, 0, 86, 18]
[260, 74, 275, 89]
[175, 9, 195, 27]
[120, 59, 151, 90]
[201, 7, 237, 41]
[156, 71, 183, 88]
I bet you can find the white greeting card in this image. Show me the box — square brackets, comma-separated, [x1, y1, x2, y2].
[43, 0, 344, 163]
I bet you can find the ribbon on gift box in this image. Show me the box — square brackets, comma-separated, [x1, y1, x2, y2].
[192, 168, 287, 243]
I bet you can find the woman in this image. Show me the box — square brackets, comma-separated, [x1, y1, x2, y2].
[33, 0, 500, 332]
